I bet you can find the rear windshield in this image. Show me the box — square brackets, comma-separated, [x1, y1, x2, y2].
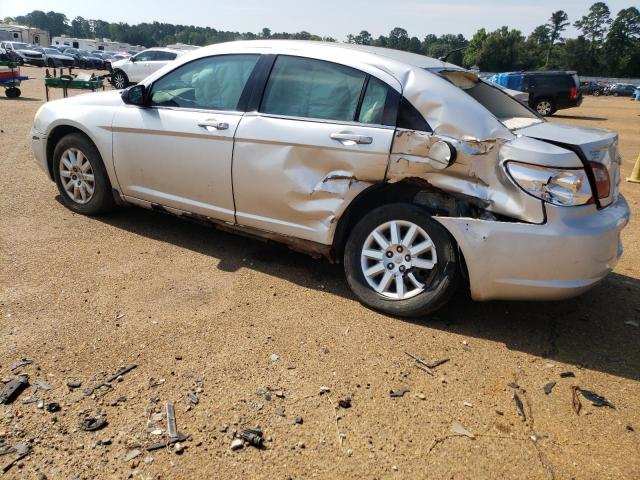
[432, 69, 542, 130]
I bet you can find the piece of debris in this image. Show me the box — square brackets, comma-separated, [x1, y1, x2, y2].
[578, 388, 615, 408]
[66, 380, 82, 389]
[166, 403, 178, 439]
[187, 392, 199, 405]
[146, 433, 189, 451]
[31, 380, 52, 392]
[80, 416, 108, 432]
[319, 386, 331, 395]
[338, 397, 352, 408]
[451, 422, 475, 438]
[230, 438, 244, 451]
[124, 449, 141, 462]
[507, 382, 520, 389]
[415, 393, 426, 400]
[93, 365, 137, 391]
[174, 442, 184, 454]
[560, 372, 575, 378]
[626, 425, 635, 432]
[544, 382, 556, 395]
[275, 407, 285, 417]
[115, 313, 125, 320]
[0, 376, 29, 404]
[46, 402, 61, 413]
[513, 394, 526, 421]
[463, 401, 473, 408]
[390, 388, 409, 398]
[624, 320, 639, 328]
[10, 359, 33, 372]
[404, 352, 448, 375]
[36, 399, 44, 409]
[270, 354, 279, 363]
[293, 416, 303, 425]
[571, 386, 582, 415]
[1, 448, 30, 474]
[237, 428, 264, 448]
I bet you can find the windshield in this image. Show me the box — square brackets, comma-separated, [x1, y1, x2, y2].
[78, 50, 90, 55]
[428, 68, 542, 130]
[11, 42, 30, 49]
[44, 48, 59, 54]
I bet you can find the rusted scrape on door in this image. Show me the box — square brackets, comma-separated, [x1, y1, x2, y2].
[387, 129, 545, 223]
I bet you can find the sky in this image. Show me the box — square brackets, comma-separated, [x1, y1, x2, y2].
[0, 0, 634, 41]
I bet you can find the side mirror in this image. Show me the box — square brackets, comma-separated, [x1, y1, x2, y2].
[121, 84, 146, 106]
[130, 56, 136, 62]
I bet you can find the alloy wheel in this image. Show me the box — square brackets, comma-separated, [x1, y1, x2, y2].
[58, 148, 95, 204]
[536, 100, 552, 115]
[360, 220, 438, 300]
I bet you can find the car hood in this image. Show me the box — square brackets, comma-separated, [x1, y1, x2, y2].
[55, 89, 124, 106]
[16, 49, 41, 55]
[49, 53, 74, 60]
[111, 59, 129, 68]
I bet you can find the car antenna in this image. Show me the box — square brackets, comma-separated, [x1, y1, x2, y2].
[438, 46, 468, 62]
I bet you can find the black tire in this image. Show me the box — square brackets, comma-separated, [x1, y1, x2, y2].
[52, 133, 115, 215]
[112, 70, 129, 89]
[534, 98, 555, 116]
[593, 90, 601, 97]
[612, 92, 618, 97]
[344, 203, 459, 317]
[47, 59, 55, 68]
[5, 87, 20, 98]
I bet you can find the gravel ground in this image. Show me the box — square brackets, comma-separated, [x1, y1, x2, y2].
[1, 66, 639, 479]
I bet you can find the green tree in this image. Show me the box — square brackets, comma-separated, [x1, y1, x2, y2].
[354, 30, 373, 45]
[545, 10, 570, 67]
[260, 28, 271, 38]
[465, 27, 528, 71]
[387, 27, 409, 50]
[574, 2, 612, 68]
[603, 7, 640, 76]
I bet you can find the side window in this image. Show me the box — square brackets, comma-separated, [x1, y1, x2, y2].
[135, 51, 156, 62]
[396, 97, 430, 132]
[261, 56, 366, 122]
[150, 54, 259, 111]
[357, 77, 389, 125]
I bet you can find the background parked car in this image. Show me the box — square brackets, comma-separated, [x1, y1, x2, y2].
[489, 70, 582, 116]
[109, 47, 182, 89]
[606, 83, 637, 97]
[580, 80, 605, 96]
[33, 47, 75, 68]
[60, 48, 105, 69]
[0, 41, 45, 66]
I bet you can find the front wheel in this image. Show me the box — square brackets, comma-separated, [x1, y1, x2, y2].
[344, 203, 459, 317]
[5, 87, 20, 98]
[534, 99, 554, 116]
[593, 90, 600, 97]
[112, 70, 129, 89]
[53, 133, 115, 215]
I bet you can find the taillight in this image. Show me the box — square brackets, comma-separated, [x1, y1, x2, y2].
[569, 87, 577, 99]
[589, 162, 610, 199]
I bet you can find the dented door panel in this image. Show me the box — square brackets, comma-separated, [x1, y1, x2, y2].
[232, 114, 394, 244]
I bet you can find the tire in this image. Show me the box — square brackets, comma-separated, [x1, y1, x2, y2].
[5, 87, 20, 98]
[344, 203, 459, 317]
[112, 70, 129, 89]
[593, 90, 600, 97]
[612, 92, 618, 97]
[52, 133, 115, 215]
[534, 98, 554, 116]
[47, 59, 55, 68]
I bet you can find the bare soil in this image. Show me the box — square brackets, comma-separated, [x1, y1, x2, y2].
[1, 66, 639, 479]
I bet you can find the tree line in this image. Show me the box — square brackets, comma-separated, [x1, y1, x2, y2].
[5, 2, 639, 77]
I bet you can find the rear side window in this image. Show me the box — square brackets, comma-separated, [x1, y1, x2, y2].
[396, 97, 430, 132]
[261, 56, 366, 122]
[150, 54, 259, 111]
[156, 51, 177, 61]
[532, 75, 573, 89]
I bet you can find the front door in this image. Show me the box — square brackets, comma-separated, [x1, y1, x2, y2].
[233, 55, 400, 244]
[112, 53, 260, 223]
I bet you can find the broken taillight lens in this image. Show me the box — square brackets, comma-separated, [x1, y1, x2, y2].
[569, 87, 577, 99]
[589, 162, 610, 199]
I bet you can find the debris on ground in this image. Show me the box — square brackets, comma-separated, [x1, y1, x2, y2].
[230, 438, 244, 451]
[46, 402, 61, 413]
[451, 422, 475, 438]
[338, 397, 352, 408]
[174, 442, 184, 454]
[513, 393, 526, 421]
[0, 375, 29, 404]
[10, 359, 33, 372]
[544, 382, 556, 395]
[275, 407, 285, 417]
[166, 403, 178, 438]
[146, 433, 189, 451]
[293, 416, 303, 424]
[31, 380, 52, 392]
[390, 388, 409, 398]
[91, 364, 137, 393]
[463, 401, 473, 408]
[577, 388, 615, 408]
[624, 320, 639, 328]
[124, 449, 141, 462]
[560, 371, 575, 378]
[507, 382, 520, 389]
[80, 415, 108, 431]
[571, 386, 582, 415]
[1, 445, 30, 474]
[319, 386, 330, 395]
[66, 380, 82, 389]
[405, 351, 449, 375]
[187, 392, 199, 404]
[270, 354, 279, 363]
[237, 428, 264, 448]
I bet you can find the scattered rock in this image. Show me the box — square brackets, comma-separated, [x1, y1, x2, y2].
[174, 442, 184, 454]
[66, 380, 82, 389]
[463, 401, 473, 408]
[507, 382, 520, 389]
[560, 371, 575, 378]
[101, 438, 112, 445]
[293, 416, 303, 425]
[389, 388, 409, 398]
[577, 388, 615, 408]
[46, 402, 61, 413]
[270, 354, 279, 363]
[275, 407, 285, 417]
[0, 376, 29, 404]
[338, 397, 352, 408]
[187, 392, 199, 405]
[543, 382, 556, 395]
[319, 386, 330, 395]
[80, 416, 108, 432]
[230, 438, 244, 451]
[124, 449, 141, 462]
[513, 394, 526, 421]
[415, 393, 426, 400]
[451, 422, 475, 438]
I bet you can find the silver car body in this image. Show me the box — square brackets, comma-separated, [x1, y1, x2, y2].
[31, 40, 630, 301]
[110, 47, 183, 84]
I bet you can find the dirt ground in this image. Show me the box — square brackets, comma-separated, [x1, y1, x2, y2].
[0, 66, 639, 480]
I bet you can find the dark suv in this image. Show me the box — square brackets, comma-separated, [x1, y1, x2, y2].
[489, 71, 582, 116]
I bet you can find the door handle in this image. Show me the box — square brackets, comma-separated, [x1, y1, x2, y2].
[197, 119, 229, 130]
[330, 133, 373, 145]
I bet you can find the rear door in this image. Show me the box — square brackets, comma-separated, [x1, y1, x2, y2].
[232, 55, 400, 244]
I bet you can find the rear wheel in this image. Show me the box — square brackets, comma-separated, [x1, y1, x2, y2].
[112, 70, 129, 89]
[47, 58, 55, 68]
[53, 133, 115, 215]
[5, 87, 20, 98]
[534, 98, 554, 116]
[344, 203, 459, 317]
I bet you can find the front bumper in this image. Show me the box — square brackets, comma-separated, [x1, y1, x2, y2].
[30, 127, 50, 179]
[436, 195, 630, 301]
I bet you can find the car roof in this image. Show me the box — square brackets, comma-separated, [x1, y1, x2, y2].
[143, 47, 182, 53]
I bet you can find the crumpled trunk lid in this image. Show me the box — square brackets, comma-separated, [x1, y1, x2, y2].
[514, 122, 621, 207]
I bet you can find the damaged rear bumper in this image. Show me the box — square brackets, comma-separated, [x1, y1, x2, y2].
[435, 195, 630, 301]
